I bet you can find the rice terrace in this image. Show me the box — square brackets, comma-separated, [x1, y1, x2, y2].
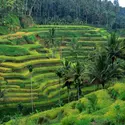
[1, 0, 125, 125]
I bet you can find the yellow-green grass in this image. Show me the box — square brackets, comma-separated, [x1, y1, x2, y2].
[35, 25, 97, 29]
[0, 93, 68, 109]
[1, 85, 20, 89]
[6, 83, 125, 125]
[0, 59, 61, 69]
[1, 82, 97, 107]
[0, 31, 41, 42]
[0, 97, 38, 103]
[0, 66, 60, 84]
[0, 67, 12, 73]
[5, 82, 125, 125]
[5, 92, 38, 97]
[0, 66, 60, 82]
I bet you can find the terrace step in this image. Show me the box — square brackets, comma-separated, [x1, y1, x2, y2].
[0, 59, 61, 69]
[0, 97, 38, 103]
[5, 92, 38, 97]
[0, 54, 51, 63]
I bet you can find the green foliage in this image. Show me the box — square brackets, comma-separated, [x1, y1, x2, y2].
[10, 37, 26, 45]
[61, 115, 77, 125]
[86, 94, 97, 112]
[109, 88, 119, 99]
[75, 101, 84, 113]
[20, 16, 34, 28]
[75, 119, 91, 125]
[3, 14, 20, 27]
[0, 45, 29, 56]
[1, 25, 125, 125]
[89, 50, 120, 88]
[0, 14, 21, 35]
[0, 26, 9, 35]
[23, 35, 36, 44]
[19, 83, 25, 88]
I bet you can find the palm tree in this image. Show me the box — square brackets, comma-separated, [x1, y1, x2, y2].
[68, 38, 81, 62]
[89, 51, 120, 89]
[27, 65, 34, 113]
[0, 60, 6, 99]
[62, 59, 73, 102]
[106, 33, 125, 64]
[48, 28, 56, 58]
[63, 79, 73, 102]
[61, 59, 72, 102]
[72, 61, 84, 100]
[56, 59, 73, 103]
[0, 81, 5, 98]
[56, 68, 64, 106]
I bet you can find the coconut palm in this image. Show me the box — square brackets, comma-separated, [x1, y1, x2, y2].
[89, 51, 121, 89]
[48, 28, 57, 58]
[72, 61, 84, 100]
[62, 59, 73, 102]
[106, 33, 125, 64]
[56, 59, 73, 103]
[0, 60, 7, 99]
[56, 68, 64, 106]
[0, 81, 5, 98]
[68, 38, 81, 62]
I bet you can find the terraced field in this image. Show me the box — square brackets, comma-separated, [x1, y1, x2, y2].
[5, 82, 125, 125]
[0, 25, 108, 117]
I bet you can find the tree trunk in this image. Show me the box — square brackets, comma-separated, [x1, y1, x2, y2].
[30, 73, 34, 112]
[58, 78, 61, 106]
[68, 88, 70, 103]
[85, 15, 88, 24]
[25, 0, 28, 15]
[28, 0, 37, 16]
[102, 82, 105, 89]
[77, 85, 80, 100]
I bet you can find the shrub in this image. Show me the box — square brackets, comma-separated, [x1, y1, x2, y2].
[75, 100, 84, 113]
[20, 16, 34, 28]
[75, 119, 91, 125]
[10, 37, 27, 45]
[118, 91, 125, 100]
[37, 116, 49, 125]
[86, 94, 97, 111]
[108, 88, 118, 99]
[2, 14, 21, 33]
[23, 35, 36, 44]
[19, 83, 25, 88]
[0, 26, 9, 35]
[61, 115, 77, 125]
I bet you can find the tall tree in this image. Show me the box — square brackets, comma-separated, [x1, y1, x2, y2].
[27, 65, 34, 113]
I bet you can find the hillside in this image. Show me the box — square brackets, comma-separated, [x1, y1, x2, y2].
[0, 25, 108, 120]
[5, 81, 125, 125]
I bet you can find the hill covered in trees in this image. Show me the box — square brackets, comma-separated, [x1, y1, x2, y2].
[0, 0, 125, 30]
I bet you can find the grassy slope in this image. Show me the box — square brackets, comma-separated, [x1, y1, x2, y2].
[4, 81, 125, 125]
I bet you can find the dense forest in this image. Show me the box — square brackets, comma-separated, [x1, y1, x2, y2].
[0, 0, 125, 28]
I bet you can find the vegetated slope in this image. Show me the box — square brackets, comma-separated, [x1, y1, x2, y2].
[5, 82, 125, 125]
[0, 25, 108, 117]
